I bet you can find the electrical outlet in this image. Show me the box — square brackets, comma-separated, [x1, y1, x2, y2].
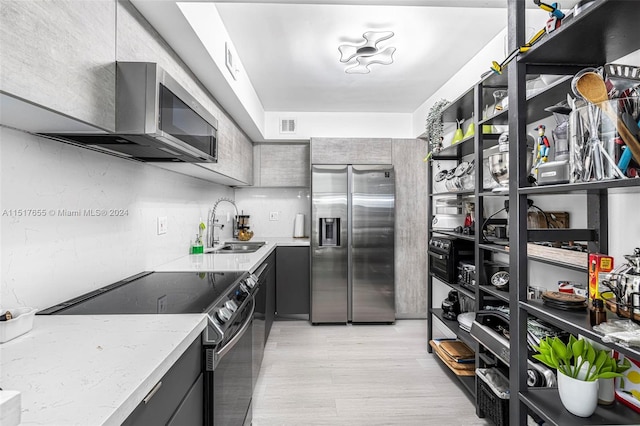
[157, 216, 167, 235]
[269, 211, 280, 221]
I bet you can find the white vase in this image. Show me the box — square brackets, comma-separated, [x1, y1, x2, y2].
[557, 370, 599, 417]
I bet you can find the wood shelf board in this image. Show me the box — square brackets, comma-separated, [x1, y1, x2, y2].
[480, 242, 587, 271]
[520, 300, 640, 360]
[520, 388, 640, 426]
[519, 0, 640, 66]
[526, 243, 588, 271]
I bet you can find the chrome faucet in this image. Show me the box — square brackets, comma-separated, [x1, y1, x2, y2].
[207, 197, 238, 247]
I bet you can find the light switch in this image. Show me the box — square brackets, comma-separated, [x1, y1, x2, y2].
[269, 211, 280, 221]
[157, 217, 167, 235]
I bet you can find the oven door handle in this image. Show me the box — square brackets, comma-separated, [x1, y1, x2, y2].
[216, 297, 255, 362]
[427, 250, 448, 260]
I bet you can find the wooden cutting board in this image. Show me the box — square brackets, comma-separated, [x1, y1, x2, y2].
[429, 340, 475, 375]
[439, 340, 475, 361]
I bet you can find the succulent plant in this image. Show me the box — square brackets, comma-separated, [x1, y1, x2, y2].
[533, 335, 630, 381]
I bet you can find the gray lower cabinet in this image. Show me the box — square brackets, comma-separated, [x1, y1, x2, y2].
[276, 247, 310, 317]
[264, 252, 277, 341]
[167, 374, 203, 426]
[122, 337, 202, 426]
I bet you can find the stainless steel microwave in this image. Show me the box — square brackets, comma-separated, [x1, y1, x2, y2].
[41, 62, 218, 163]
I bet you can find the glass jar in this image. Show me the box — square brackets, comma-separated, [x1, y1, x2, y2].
[569, 95, 639, 182]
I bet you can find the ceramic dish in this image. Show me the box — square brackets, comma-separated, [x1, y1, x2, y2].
[0, 307, 37, 343]
[614, 351, 640, 413]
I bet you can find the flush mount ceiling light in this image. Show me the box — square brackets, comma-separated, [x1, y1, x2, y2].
[338, 31, 395, 74]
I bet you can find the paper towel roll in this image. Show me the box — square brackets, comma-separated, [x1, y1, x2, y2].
[293, 213, 305, 238]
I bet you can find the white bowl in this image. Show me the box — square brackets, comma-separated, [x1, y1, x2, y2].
[0, 307, 37, 343]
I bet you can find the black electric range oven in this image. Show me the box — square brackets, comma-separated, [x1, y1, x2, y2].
[39, 269, 265, 426]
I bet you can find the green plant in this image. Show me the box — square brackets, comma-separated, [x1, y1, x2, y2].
[532, 335, 631, 381]
[424, 99, 450, 149]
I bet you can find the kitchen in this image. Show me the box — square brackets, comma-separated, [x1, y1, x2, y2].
[1, 1, 640, 425]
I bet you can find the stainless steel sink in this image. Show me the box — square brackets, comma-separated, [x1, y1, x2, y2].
[216, 242, 265, 254]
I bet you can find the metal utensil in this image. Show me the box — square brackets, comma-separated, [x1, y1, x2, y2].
[575, 72, 640, 166]
[604, 63, 640, 99]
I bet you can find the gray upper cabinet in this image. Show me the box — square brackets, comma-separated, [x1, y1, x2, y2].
[0, 0, 116, 130]
[310, 138, 392, 165]
[254, 143, 310, 187]
[116, 1, 253, 186]
[1, 0, 253, 186]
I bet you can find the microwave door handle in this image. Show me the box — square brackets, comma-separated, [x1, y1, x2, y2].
[427, 250, 447, 260]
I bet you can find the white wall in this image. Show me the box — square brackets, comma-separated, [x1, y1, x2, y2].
[0, 127, 233, 309]
[234, 187, 311, 238]
[264, 111, 413, 140]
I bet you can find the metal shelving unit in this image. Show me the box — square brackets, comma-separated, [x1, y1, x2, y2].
[428, 3, 639, 422]
[426, 71, 512, 416]
[508, 0, 640, 424]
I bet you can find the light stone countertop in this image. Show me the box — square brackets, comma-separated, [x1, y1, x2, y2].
[154, 237, 309, 273]
[0, 238, 309, 425]
[0, 314, 207, 426]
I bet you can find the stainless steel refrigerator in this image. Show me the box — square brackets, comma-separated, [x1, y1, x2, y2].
[311, 165, 395, 324]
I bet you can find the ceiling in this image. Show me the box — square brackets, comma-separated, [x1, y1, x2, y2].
[134, 0, 512, 115]
[132, 1, 579, 140]
[213, 2, 507, 113]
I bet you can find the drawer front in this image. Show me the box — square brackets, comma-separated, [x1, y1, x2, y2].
[167, 374, 204, 426]
[123, 337, 202, 426]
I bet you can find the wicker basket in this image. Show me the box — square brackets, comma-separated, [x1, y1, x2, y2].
[476, 368, 509, 426]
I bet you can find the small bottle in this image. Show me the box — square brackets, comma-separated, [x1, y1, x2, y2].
[590, 299, 606, 326]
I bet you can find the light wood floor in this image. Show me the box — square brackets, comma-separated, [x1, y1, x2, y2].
[252, 319, 489, 426]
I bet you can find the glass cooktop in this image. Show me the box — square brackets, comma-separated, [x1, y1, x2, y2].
[39, 271, 245, 315]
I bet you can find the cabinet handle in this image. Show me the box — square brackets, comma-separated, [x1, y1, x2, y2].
[143, 381, 162, 404]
